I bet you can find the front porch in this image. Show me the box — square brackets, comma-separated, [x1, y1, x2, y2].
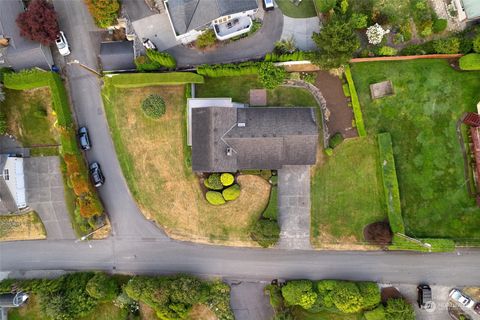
[213, 16, 252, 41]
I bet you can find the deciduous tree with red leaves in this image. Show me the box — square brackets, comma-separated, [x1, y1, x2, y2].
[16, 0, 59, 45]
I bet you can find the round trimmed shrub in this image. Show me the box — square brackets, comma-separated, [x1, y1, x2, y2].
[325, 148, 333, 156]
[141, 94, 166, 119]
[432, 19, 448, 33]
[222, 184, 240, 201]
[206, 191, 225, 205]
[220, 173, 234, 186]
[86, 272, 118, 302]
[251, 219, 280, 248]
[204, 173, 223, 190]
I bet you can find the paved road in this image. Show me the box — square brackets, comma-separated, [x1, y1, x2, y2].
[1, 0, 480, 294]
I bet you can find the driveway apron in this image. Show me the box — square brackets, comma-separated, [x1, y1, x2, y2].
[280, 16, 320, 51]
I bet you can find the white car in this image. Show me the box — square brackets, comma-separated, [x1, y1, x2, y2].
[449, 289, 475, 308]
[55, 31, 70, 56]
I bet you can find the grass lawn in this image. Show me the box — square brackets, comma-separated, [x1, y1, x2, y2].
[2, 88, 59, 155]
[78, 302, 129, 320]
[0, 211, 46, 241]
[311, 136, 386, 248]
[351, 59, 480, 241]
[276, 0, 317, 18]
[103, 84, 271, 245]
[196, 76, 318, 107]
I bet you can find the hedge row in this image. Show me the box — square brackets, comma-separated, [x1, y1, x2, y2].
[146, 49, 176, 69]
[377, 133, 404, 234]
[106, 72, 204, 88]
[264, 51, 312, 62]
[389, 234, 455, 252]
[459, 53, 480, 70]
[196, 62, 260, 77]
[344, 65, 366, 137]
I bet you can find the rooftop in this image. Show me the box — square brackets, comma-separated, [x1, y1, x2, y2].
[99, 41, 135, 72]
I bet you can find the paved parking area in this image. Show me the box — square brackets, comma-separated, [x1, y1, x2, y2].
[229, 280, 273, 320]
[131, 13, 180, 51]
[277, 165, 311, 250]
[25, 157, 75, 240]
[280, 16, 320, 51]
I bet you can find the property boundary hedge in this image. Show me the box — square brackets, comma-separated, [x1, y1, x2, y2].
[389, 234, 455, 252]
[196, 62, 260, 77]
[106, 72, 204, 88]
[377, 133, 404, 234]
[345, 65, 366, 137]
[459, 53, 480, 70]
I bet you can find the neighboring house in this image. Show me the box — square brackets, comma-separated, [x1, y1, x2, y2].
[0, 155, 26, 213]
[99, 41, 136, 72]
[189, 99, 318, 172]
[164, 0, 258, 43]
[454, 0, 480, 21]
[0, 0, 53, 71]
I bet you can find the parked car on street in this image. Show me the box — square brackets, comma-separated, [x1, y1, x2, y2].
[142, 38, 157, 51]
[55, 31, 70, 56]
[417, 284, 433, 309]
[89, 162, 105, 187]
[449, 289, 475, 308]
[78, 127, 91, 150]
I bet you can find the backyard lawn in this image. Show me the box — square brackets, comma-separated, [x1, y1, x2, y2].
[311, 136, 386, 248]
[2, 88, 59, 156]
[276, 0, 317, 18]
[196, 76, 318, 107]
[0, 211, 46, 241]
[103, 84, 271, 245]
[352, 59, 480, 241]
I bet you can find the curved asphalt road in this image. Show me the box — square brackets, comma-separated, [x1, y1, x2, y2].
[1, 0, 480, 288]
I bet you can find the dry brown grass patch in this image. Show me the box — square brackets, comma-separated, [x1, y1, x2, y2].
[0, 211, 46, 241]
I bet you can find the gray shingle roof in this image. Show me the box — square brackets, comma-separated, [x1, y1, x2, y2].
[0, 0, 53, 71]
[192, 107, 318, 172]
[99, 41, 135, 72]
[166, 0, 258, 35]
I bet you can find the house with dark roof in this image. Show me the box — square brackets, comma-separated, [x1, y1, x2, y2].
[164, 0, 259, 43]
[189, 99, 318, 172]
[99, 41, 135, 72]
[0, 0, 53, 71]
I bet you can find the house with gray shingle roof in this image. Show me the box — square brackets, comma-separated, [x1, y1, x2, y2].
[455, 0, 480, 20]
[0, 0, 53, 71]
[190, 100, 318, 172]
[164, 0, 258, 43]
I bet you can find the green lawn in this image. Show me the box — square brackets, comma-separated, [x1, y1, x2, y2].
[276, 0, 317, 18]
[196, 76, 318, 107]
[311, 136, 386, 247]
[351, 59, 480, 241]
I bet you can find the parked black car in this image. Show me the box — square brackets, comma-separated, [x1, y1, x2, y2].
[78, 127, 91, 150]
[89, 162, 105, 187]
[417, 284, 433, 309]
[474, 302, 480, 315]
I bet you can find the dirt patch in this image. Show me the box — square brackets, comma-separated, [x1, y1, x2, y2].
[463, 287, 480, 301]
[139, 302, 157, 320]
[363, 221, 393, 246]
[311, 231, 381, 251]
[189, 304, 217, 320]
[314, 71, 357, 139]
[381, 287, 403, 303]
[0, 211, 46, 241]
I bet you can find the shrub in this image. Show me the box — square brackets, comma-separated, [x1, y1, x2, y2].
[364, 305, 386, 320]
[331, 281, 364, 313]
[358, 282, 381, 310]
[281, 280, 317, 310]
[196, 29, 217, 48]
[196, 62, 260, 77]
[220, 173, 234, 186]
[141, 94, 166, 119]
[262, 186, 278, 220]
[16, 0, 59, 45]
[86, 273, 118, 302]
[274, 38, 296, 54]
[0, 112, 6, 135]
[344, 65, 366, 136]
[329, 132, 344, 149]
[315, 0, 336, 13]
[264, 51, 308, 62]
[78, 193, 103, 218]
[260, 170, 272, 180]
[134, 56, 160, 72]
[106, 72, 204, 88]
[350, 13, 368, 29]
[474, 35, 480, 53]
[342, 83, 350, 97]
[204, 173, 223, 190]
[206, 191, 225, 205]
[251, 219, 280, 247]
[222, 184, 240, 201]
[324, 148, 333, 156]
[433, 37, 461, 54]
[85, 0, 120, 28]
[258, 63, 287, 89]
[377, 133, 404, 234]
[385, 298, 415, 320]
[146, 49, 176, 69]
[459, 53, 480, 70]
[378, 46, 397, 56]
[366, 24, 389, 45]
[432, 19, 448, 33]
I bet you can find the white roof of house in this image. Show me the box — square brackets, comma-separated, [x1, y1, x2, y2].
[3, 157, 26, 209]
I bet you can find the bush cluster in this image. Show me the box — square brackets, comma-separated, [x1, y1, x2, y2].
[85, 272, 118, 302]
[329, 132, 344, 149]
[134, 55, 159, 72]
[85, 0, 120, 29]
[195, 29, 217, 49]
[264, 51, 311, 62]
[344, 65, 366, 137]
[204, 173, 240, 205]
[146, 49, 176, 69]
[141, 94, 166, 119]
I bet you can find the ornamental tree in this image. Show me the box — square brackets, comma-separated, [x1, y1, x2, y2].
[16, 0, 59, 45]
[281, 280, 318, 310]
[366, 23, 390, 45]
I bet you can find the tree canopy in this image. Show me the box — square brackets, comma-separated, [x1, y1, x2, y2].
[16, 0, 59, 45]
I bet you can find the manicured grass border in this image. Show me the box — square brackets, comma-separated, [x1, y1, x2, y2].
[106, 72, 204, 88]
[345, 65, 366, 137]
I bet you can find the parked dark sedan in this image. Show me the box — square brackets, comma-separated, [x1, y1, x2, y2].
[474, 302, 480, 315]
[89, 162, 105, 187]
[78, 127, 91, 150]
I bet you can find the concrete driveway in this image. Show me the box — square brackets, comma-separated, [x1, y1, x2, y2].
[24, 157, 75, 240]
[277, 165, 311, 250]
[229, 280, 273, 320]
[280, 16, 320, 51]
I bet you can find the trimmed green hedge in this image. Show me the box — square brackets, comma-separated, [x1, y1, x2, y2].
[377, 133, 404, 234]
[262, 185, 278, 220]
[459, 53, 480, 71]
[220, 173, 234, 186]
[206, 191, 226, 205]
[264, 51, 311, 62]
[222, 184, 240, 201]
[196, 62, 260, 77]
[146, 49, 177, 69]
[105, 72, 204, 88]
[389, 234, 455, 252]
[344, 65, 366, 137]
